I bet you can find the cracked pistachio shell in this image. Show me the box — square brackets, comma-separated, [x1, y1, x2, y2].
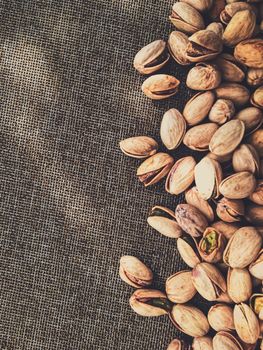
[186, 63, 221, 90]
[234, 39, 263, 68]
[249, 180, 263, 205]
[119, 256, 153, 288]
[235, 107, 263, 135]
[183, 123, 218, 151]
[175, 204, 208, 238]
[168, 31, 191, 66]
[215, 83, 250, 107]
[169, 2, 205, 34]
[183, 91, 215, 126]
[216, 197, 245, 223]
[251, 85, 263, 109]
[234, 303, 260, 344]
[185, 186, 214, 222]
[195, 157, 223, 200]
[220, 2, 256, 24]
[170, 304, 210, 337]
[180, 0, 214, 12]
[223, 226, 262, 268]
[247, 68, 263, 86]
[209, 0, 226, 21]
[119, 136, 158, 159]
[206, 22, 224, 38]
[213, 331, 244, 350]
[227, 268, 253, 303]
[212, 221, 240, 240]
[208, 304, 235, 332]
[177, 235, 201, 268]
[166, 270, 197, 303]
[141, 74, 180, 100]
[249, 129, 263, 157]
[219, 172, 256, 199]
[246, 202, 263, 225]
[165, 156, 196, 195]
[192, 336, 213, 350]
[250, 293, 263, 320]
[233, 144, 260, 175]
[209, 99, 235, 125]
[198, 227, 227, 263]
[209, 120, 245, 156]
[133, 40, 170, 75]
[215, 53, 246, 82]
[167, 339, 192, 350]
[129, 289, 172, 317]
[192, 262, 227, 301]
[137, 152, 174, 187]
[160, 109, 186, 150]
[147, 206, 182, 238]
[249, 250, 263, 279]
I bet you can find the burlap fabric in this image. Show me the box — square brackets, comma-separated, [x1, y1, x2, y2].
[0, 1, 201, 349]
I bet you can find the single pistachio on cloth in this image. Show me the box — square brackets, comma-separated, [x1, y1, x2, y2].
[192, 336, 213, 350]
[129, 289, 172, 317]
[119, 256, 153, 288]
[166, 270, 197, 303]
[233, 144, 260, 175]
[185, 186, 214, 222]
[250, 293, 263, 320]
[186, 63, 221, 90]
[247, 68, 263, 86]
[177, 234, 201, 268]
[137, 152, 174, 187]
[249, 180, 263, 205]
[141, 74, 180, 100]
[183, 123, 219, 151]
[147, 206, 182, 239]
[183, 91, 215, 126]
[206, 22, 224, 38]
[234, 38, 263, 68]
[235, 107, 263, 135]
[227, 267, 253, 303]
[215, 83, 250, 107]
[209, 99, 235, 125]
[119, 136, 158, 159]
[214, 53, 246, 82]
[216, 197, 244, 223]
[246, 202, 263, 225]
[219, 172, 256, 199]
[167, 339, 192, 350]
[234, 303, 260, 344]
[192, 262, 227, 301]
[180, 0, 214, 12]
[168, 31, 191, 66]
[208, 304, 235, 332]
[223, 226, 262, 268]
[175, 204, 208, 238]
[198, 227, 226, 263]
[209, 0, 226, 21]
[212, 221, 240, 240]
[249, 250, 263, 280]
[248, 129, 263, 157]
[160, 109, 186, 150]
[170, 304, 210, 337]
[220, 2, 256, 24]
[251, 85, 263, 109]
[213, 331, 244, 350]
[165, 156, 196, 195]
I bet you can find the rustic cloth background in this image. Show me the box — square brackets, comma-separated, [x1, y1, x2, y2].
[0, 1, 202, 349]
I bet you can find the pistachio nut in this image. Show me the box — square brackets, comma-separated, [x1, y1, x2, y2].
[183, 91, 215, 126]
[234, 38, 263, 68]
[170, 304, 210, 337]
[234, 303, 260, 344]
[213, 331, 244, 350]
[212, 221, 240, 240]
[169, 2, 205, 34]
[192, 262, 227, 301]
[206, 151, 233, 164]
[180, 0, 214, 12]
[223, 226, 262, 268]
[215, 53, 246, 82]
[129, 289, 172, 317]
[167, 339, 192, 350]
[206, 22, 224, 38]
[165, 156, 196, 195]
[195, 157, 223, 200]
[219, 172, 256, 199]
[199, 227, 226, 263]
[141, 74, 180, 100]
[235, 107, 263, 135]
[137, 152, 174, 187]
[185, 186, 214, 222]
[223, 10, 256, 47]
[192, 336, 213, 350]
[250, 293, 263, 320]
[215, 83, 250, 107]
[208, 304, 235, 332]
[220, 2, 256, 25]
[249, 250, 263, 280]
[209, 99, 235, 125]
[160, 109, 186, 150]
[216, 197, 245, 223]
[119, 255, 153, 288]
[209, 0, 226, 21]
[186, 63, 221, 90]
[147, 206, 182, 238]
[248, 129, 263, 157]
[175, 204, 208, 237]
[249, 180, 263, 205]
[166, 270, 197, 303]
[247, 68, 263, 86]
[168, 31, 191, 66]
[177, 234, 201, 268]
[119, 136, 158, 159]
[183, 123, 219, 151]
[133, 40, 170, 75]
[251, 85, 263, 109]
[233, 144, 260, 175]
[246, 202, 263, 225]
[227, 267, 253, 303]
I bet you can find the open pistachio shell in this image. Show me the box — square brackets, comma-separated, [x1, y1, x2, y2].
[251, 85, 263, 109]
[160, 109, 186, 150]
[213, 331, 244, 350]
[168, 31, 191, 66]
[216, 197, 245, 223]
[180, 0, 214, 12]
[119, 256, 153, 288]
[234, 38, 263, 69]
[166, 270, 197, 303]
[220, 2, 255, 25]
[219, 172, 256, 199]
[198, 227, 227, 263]
[234, 303, 260, 344]
[141, 74, 180, 100]
[177, 235, 201, 268]
[175, 204, 208, 238]
[227, 267, 253, 303]
[250, 293, 263, 320]
[232, 144, 260, 175]
[119, 136, 158, 159]
[147, 206, 182, 238]
[249, 250, 263, 280]
[167, 339, 192, 350]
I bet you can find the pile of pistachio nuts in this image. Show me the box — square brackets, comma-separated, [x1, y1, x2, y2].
[118, 1, 263, 349]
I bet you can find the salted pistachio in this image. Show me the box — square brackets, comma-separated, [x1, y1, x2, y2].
[209, 0, 226, 21]
[185, 186, 214, 222]
[195, 156, 223, 200]
[227, 267, 253, 303]
[223, 226, 262, 268]
[213, 331, 244, 350]
[177, 234, 201, 268]
[249, 129, 263, 157]
[235, 107, 263, 135]
[170, 304, 210, 337]
[198, 227, 226, 263]
[215, 83, 250, 107]
[183, 123, 218, 151]
[180, 0, 214, 12]
[186, 30, 223, 62]
[133, 40, 170, 75]
[192, 337, 213, 350]
[219, 172, 256, 199]
[233, 144, 260, 174]
[220, 2, 256, 24]
[207, 151, 233, 164]
[192, 262, 227, 301]
[183, 91, 215, 126]
[251, 85, 263, 108]
[168, 31, 191, 66]
[208, 304, 235, 332]
[246, 202, 263, 225]
[209, 99, 235, 125]
[166, 270, 197, 303]
[216, 197, 245, 223]
[234, 39, 263, 68]
[119, 136, 158, 159]
[167, 339, 192, 350]
[186, 63, 221, 90]
[137, 152, 174, 187]
[119, 255, 153, 288]
[160, 109, 186, 150]
[147, 206, 182, 238]
[247, 68, 263, 86]
[206, 22, 224, 38]
[214, 53, 246, 82]
[141, 74, 180, 100]
[165, 156, 196, 195]
[129, 289, 172, 317]
[212, 221, 240, 240]
[250, 293, 263, 320]
[249, 250, 263, 280]
[175, 204, 208, 238]
[234, 303, 260, 344]
[169, 2, 205, 34]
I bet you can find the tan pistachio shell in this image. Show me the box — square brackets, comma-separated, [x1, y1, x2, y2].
[220, 2, 256, 24]
[227, 267, 253, 303]
[214, 53, 246, 82]
[235, 107, 263, 135]
[192, 337, 213, 350]
[249, 250, 263, 280]
[246, 202, 263, 225]
[183, 91, 215, 126]
[175, 204, 208, 238]
[209, 99, 235, 125]
[180, 0, 214, 12]
[251, 85, 263, 109]
[234, 39, 263, 68]
[233, 144, 260, 175]
[168, 31, 191, 66]
[213, 331, 244, 350]
[247, 68, 263, 86]
[198, 227, 227, 263]
[119, 256, 153, 288]
[177, 235, 201, 268]
[206, 151, 233, 164]
[119, 136, 158, 159]
[212, 221, 240, 240]
[249, 180, 263, 205]
[166, 270, 197, 303]
[160, 109, 186, 150]
[208, 304, 235, 332]
[219, 172, 256, 199]
[209, 0, 226, 21]
[167, 339, 191, 350]
[141, 74, 180, 100]
[206, 22, 224, 38]
[216, 197, 245, 223]
[185, 186, 214, 222]
[249, 293, 263, 320]
[234, 303, 260, 344]
[249, 129, 263, 157]
[215, 83, 250, 107]
[183, 123, 219, 151]
[186, 63, 221, 90]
